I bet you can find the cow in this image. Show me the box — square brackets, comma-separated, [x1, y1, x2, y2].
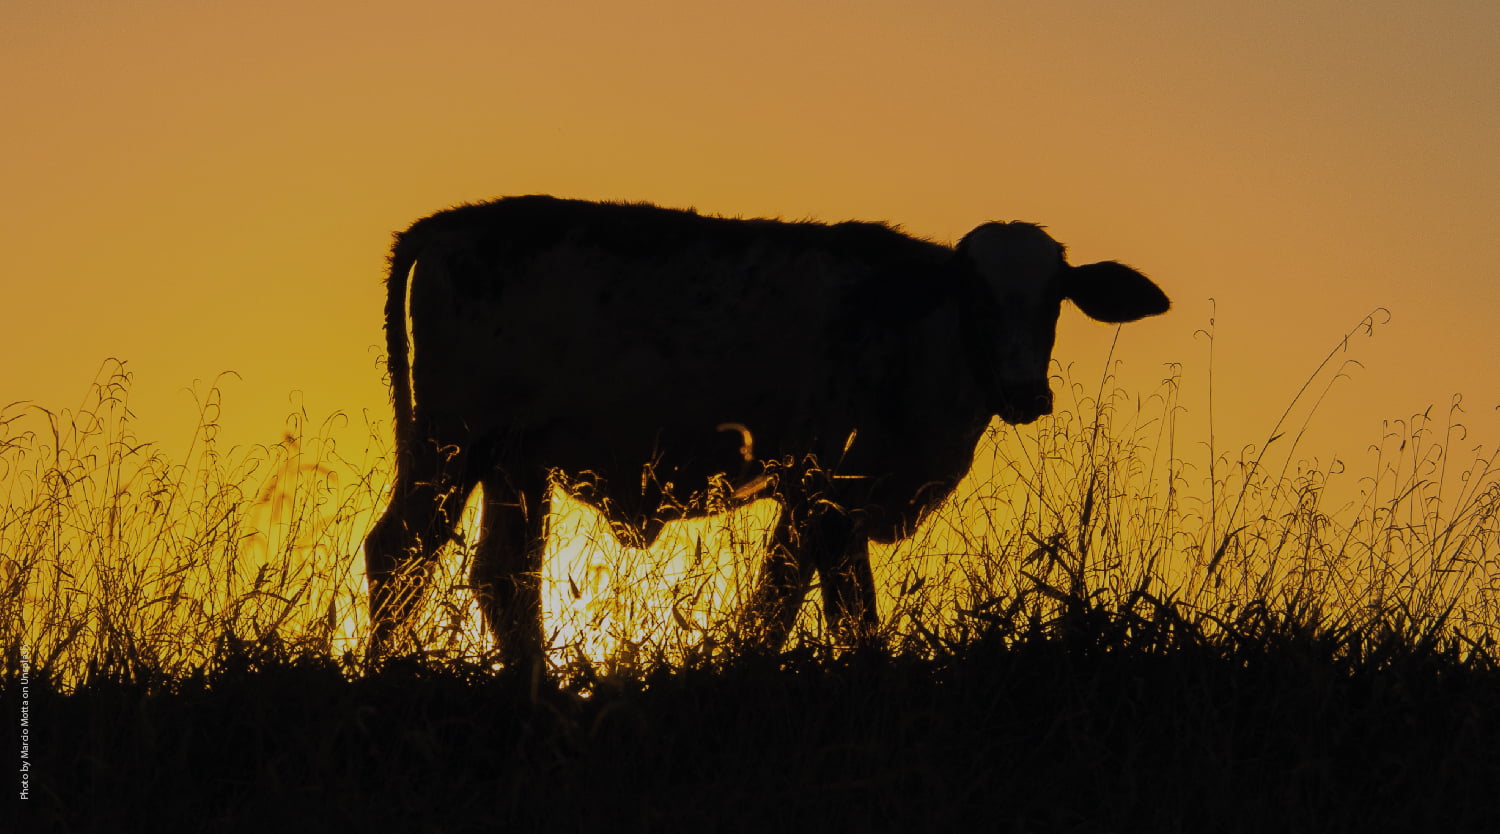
[364, 195, 1169, 663]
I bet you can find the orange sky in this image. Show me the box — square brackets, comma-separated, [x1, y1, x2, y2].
[4, 0, 1498, 478]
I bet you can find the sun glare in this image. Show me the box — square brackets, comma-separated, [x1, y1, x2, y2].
[428, 487, 782, 669]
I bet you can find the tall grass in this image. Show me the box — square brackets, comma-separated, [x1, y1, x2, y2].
[1, 360, 386, 686]
[4, 321, 1499, 691]
[876, 310, 1500, 663]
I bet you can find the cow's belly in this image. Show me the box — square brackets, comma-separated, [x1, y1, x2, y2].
[417, 293, 865, 443]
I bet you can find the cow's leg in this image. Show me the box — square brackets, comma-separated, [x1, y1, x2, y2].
[471, 471, 550, 670]
[745, 504, 879, 649]
[808, 510, 879, 645]
[365, 458, 473, 656]
[742, 502, 818, 649]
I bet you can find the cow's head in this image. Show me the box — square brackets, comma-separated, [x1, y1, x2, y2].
[958, 222, 1170, 424]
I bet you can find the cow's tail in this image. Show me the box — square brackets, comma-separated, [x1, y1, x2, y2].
[384, 231, 420, 456]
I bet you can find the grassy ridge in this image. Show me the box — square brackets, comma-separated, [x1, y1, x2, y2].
[5, 338, 1500, 830]
[14, 621, 1500, 831]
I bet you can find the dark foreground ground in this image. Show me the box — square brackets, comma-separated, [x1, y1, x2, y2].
[9, 630, 1500, 834]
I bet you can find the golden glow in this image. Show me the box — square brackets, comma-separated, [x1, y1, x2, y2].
[5, 1, 1500, 676]
[6, 363, 1496, 686]
[536, 495, 779, 666]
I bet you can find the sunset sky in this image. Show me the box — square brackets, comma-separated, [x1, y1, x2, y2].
[5, 0, 1498, 477]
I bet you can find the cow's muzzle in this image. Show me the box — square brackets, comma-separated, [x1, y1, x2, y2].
[993, 379, 1053, 425]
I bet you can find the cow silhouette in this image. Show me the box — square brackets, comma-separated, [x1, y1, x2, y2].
[364, 196, 1169, 662]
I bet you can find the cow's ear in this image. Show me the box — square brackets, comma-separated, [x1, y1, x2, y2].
[1063, 261, 1170, 323]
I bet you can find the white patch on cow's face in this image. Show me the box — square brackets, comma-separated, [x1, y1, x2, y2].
[960, 222, 1068, 423]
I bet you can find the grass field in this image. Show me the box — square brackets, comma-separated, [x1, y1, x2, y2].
[5, 336, 1499, 831]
